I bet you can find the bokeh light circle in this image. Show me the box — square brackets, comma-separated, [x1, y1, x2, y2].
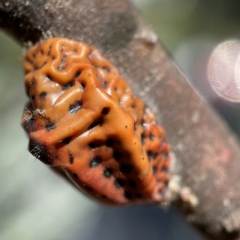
[208, 40, 240, 101]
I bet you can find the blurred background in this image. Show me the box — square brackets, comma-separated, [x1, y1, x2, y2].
[1, 0, 240, 239]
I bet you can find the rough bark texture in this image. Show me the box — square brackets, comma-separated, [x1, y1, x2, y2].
[1, 0, 240, 239]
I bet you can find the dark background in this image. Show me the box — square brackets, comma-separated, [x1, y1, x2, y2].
[1, 0, 240, 239]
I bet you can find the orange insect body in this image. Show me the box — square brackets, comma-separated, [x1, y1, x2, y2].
[22, 38, 170, 205]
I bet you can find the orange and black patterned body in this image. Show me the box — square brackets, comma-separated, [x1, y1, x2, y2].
[22, 38, 170, 205]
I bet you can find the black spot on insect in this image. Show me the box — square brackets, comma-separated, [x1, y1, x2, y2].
[86, 186, 93, 192]
[58, 66, 64, 71]
[125, 125, 128, 128]
[46, 75, 52, 81]
[29, 139, 54, 165]
[69, 153, 74, 164]
[147, 151, 158, 161]
[47, 46, 52, 56]
[45, 122, 55, 131]
[104, 168, 113, 178]
[31, 95, 36, 100]
[88, 140, 104, 148]
[113, 151, 122, 160]
[88, 142, 97, 148]
[23, 115, 38, 133]
[101, 195, 107, 199]
[69, 100, 82, 114]
[97, 74, 104, 83]
[81, 82, 85, 89]
[152, 166, 157, 174]
[63, 137, 71, 144]
[147, 151, 153, 161]
[150, 133, 155, 140]
[128, 179, 137, 188]
[88, 118, 103, 130]
[90, 157, 101, 168]
[141, 133, 145, 145]
[158, 188, 164, 195]
[120, 164, 133, 174]
[101, 107, 110, 115]
[61, 55, 66, 64]
[164, 179, 169, 186]
[114, 178, 125, 188]
[26, 58, 33, 65]
[73, 173, 78, 179]
[39, 91, 47, 98]
[124, 191, 132, 200]
[136, 193, 142, 198]
[161, 166, 168, 173]
[141, 119, 146, 126]
[62, 81, 74, 91]
[106, 138, 114, 147]
[102, 81, 107, 88]
[40, 61, 47, 68]
[75, 70, 82, 78]
[102, 67, 110, 73]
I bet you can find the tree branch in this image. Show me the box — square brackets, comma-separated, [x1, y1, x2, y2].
[1, 0, 240, 239]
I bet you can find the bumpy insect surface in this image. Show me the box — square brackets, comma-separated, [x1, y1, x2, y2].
[22, 38, 170, 205]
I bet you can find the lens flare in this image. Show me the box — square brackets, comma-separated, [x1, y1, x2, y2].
[208, 40, 240, 101]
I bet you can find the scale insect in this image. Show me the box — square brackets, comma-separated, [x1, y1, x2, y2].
[22, 38, 170, 205]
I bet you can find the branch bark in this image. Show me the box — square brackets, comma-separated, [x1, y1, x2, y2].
[1, 0, 240, 239]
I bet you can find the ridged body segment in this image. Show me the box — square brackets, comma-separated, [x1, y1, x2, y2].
[22, 38, 170, 205]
